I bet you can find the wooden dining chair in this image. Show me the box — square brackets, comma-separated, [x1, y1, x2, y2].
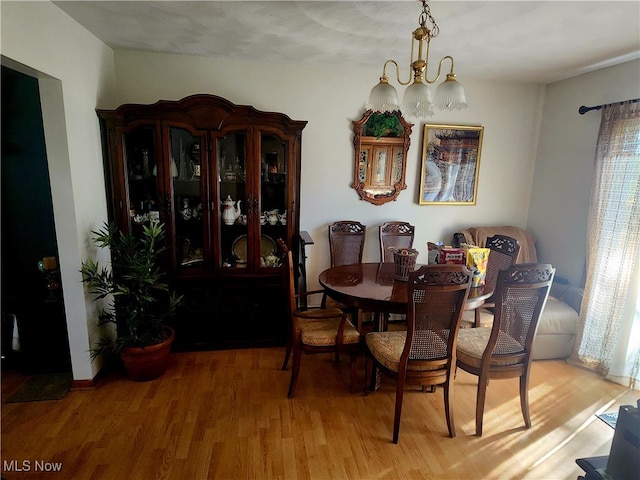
[379, 221, 415, 262]
[279, 239, 361, 398]
[468, 234, 520, 327]
[378, 221, 415, 330]
[365, 264, 473, 443]
[328, 220, 366, 266]
[456, 263, 555, 436]
[323, 221, 366, 322]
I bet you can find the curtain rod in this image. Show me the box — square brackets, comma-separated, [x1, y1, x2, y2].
[578, 98, 640, 115]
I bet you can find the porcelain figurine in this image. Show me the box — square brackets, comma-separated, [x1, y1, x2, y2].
[265, 209, 279, 225]
[181, 198, 192, 220]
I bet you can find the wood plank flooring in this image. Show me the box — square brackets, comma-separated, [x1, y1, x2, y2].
[1, 347, 637, 480]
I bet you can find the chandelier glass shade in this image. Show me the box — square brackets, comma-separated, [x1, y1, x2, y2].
[365, 0, 468, 122]
[365, 76, 400, 112]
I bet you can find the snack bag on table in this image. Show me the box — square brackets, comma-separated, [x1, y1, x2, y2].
[464, 244, 490, 287]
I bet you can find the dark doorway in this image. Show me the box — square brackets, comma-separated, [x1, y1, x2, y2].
[1, 65, 71, 374]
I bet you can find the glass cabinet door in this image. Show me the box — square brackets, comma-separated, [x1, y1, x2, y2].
[259, 132, 288, 269]
[169, 127, 205, 270]
[217, 132, 248, 269]
[123, 125, 160, 231]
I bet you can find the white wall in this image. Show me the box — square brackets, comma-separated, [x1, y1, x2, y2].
[1, 1, 116, 380]
[6, 2, 630, 377]
[528, 59, 640, 287]
[113, 50, 544, 290]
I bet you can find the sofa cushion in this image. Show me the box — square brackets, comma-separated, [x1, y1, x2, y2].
[536, 296, 579, 335]
[532, 334, 575, 360]
[460, 297, 578, 335]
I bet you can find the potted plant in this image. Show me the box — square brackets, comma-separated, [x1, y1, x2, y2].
[364, 112, 405, 138]
[81, 222, 183, 381]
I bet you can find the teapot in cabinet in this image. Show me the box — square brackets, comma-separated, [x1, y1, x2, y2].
[222, 195, 242, 225]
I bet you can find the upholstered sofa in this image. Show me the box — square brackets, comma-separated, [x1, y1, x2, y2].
[453, 226, 582, 360]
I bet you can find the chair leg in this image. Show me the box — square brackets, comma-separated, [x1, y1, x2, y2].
[287, 348, 302, 398]
[364, 352, 373, 395]
[382, 313, 390, 331]
[281, 333, 292, 370]
[444, 380, 456, 438]
[364, 353, 370, 395]
[349, 351, 358, 393]
[352, 308, 363, 333]
[475, 373, 489, 436]
[520, 371, 532, 428]
[392, 373, 407, 444]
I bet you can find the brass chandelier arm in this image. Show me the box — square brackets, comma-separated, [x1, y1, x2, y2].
[424, 55, 456, 85]
[379, 60, 413, 87]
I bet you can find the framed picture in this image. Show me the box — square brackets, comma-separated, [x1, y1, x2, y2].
[419, 124, 484, 205]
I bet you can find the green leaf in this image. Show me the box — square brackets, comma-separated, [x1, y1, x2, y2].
[80, 222, 184, 361]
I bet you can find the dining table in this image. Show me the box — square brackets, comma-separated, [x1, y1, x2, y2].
[318, 262, 493, 332]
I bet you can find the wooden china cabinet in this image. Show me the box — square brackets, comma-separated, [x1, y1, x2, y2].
[97, 94, 307, 350]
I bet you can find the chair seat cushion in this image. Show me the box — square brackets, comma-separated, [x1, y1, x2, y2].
[298, 314, 360, 346]
[365, 331, 447, 372]
[456, 327, 523, 368]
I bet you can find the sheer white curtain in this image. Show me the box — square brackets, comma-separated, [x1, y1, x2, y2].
[568, 100, 640, 389]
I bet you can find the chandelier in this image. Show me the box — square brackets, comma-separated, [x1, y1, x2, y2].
[365, 0, 468, 121]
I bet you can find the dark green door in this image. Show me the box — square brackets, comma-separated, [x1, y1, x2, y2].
[1, 65, 71, 374]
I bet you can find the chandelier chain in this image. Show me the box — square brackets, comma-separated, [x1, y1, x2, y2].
[365, 0, 468, 118]
[419, 0, 439, 39]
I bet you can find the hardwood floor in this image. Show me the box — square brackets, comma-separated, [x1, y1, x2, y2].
[1, 348, 637, 480]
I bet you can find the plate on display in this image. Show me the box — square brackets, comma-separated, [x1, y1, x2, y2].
[232, 234, 276, 263]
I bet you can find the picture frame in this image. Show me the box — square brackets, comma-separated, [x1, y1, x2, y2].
[419, 124, 484, 205]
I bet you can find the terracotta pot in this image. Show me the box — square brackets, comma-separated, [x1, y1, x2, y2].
[120, 327, 175, 381]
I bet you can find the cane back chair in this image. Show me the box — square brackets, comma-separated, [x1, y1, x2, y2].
[324, 221, 367, 322]
[365, 264, 473, 443]
[469, 234, 520, 327]
[456, 263, 555, 435]
[329, 220, 366, 266]
[378, 221, 416, 330]
[379, 221, 415, 262]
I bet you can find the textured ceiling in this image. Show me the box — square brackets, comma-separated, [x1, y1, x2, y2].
[53, 1, 640, 83]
